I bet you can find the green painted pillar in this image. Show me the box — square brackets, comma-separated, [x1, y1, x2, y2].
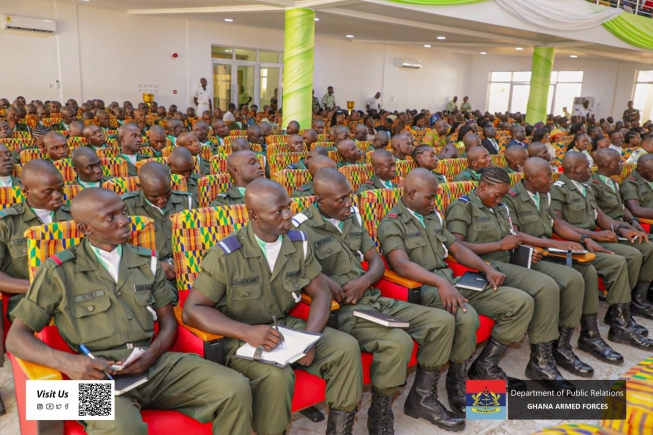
[282, 8, 314, 130]
[525, 47, 555, 125]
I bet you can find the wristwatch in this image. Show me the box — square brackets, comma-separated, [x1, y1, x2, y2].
[579, 234, 592, 245]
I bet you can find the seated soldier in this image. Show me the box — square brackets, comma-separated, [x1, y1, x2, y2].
[165, 119, 184, 146]
[504, 144, 529, 174]
[592, 149, 653, 320]
[229, 110, 244, 130]
[37, 105, 50, 123]
[201, 110, 212, 123]
[133, 109, 150, 135]
[246, 124, 265, 150]
[0, 144, 18, 187]
[83, 124, 109, 150]
[31, 125, 51, 149]
[96, 110, 112, 132]
[0, 160, 72, 300]
[626, 133, 653, 164]
[113, 107, 126, 126]
[122, 162, 196, 293]
[378, 169, 534, 414]
[459, 134, 481, 159]
[293, 169, 464, 432]
[312, 118, 326, 134]
[69, 120, 85, 138]
[183, 178, 363, 435]
[438, 143, 459, 160]
[0, 120, 11, 138]
[390, 134, 414, 161]
[446, 167, 576, 391]
[177, 131, 210, 176]
[287, 134, 305, 153]
[528, 141, 557, 167]
[302, 128, 319, 149]
[259, 121, 274, 138]
[7, 187, 252, 435]
[454, 146, 491, 182]
[287, 146, 328, 170]
[43, 132, 71, 162]
[209, 150, 264, 207]
[367, 131, 390, 152]
[192, 120, 211, 148]
[169, 147, 200, 204]
[356, 149, 397, 194]
[285, 120, 300, 135]
[292, 155, 337, 198]
[147, 125, 168, 157]
[504, 158, 625, 375]
[413, 145, 447, 183]
[353, 124, 369, 142]
[72, 147, 109, 188]
[551, 152, 653, 350]
[210, 119, 229, 147]
[49, 106, 76, 131]
[622, 154, 653, 224]
[333, 125, 350, 150]
[119, 123, 148, 176]
[336, 139, 363, 168]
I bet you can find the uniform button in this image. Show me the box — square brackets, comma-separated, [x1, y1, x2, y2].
[116, 291, 122, 297]
[327, 248, 332, 253]
[294, 284, 298, 289]
[244, 292, 250, 297]
[271, 302, 276, 306]
[128, 315, 133, 320]
[87, 306, 94, 312]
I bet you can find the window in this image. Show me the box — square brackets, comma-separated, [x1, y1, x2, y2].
[634, 70, 653, 122]
[487, 71, 583, 116]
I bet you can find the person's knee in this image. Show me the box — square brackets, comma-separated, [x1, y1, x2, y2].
[513, 291, 535, 317]
[333, 331, 362, 362]
[457, 305, 479, 335]
[218, 370, 252, 406]
[535, 276, 560, 302]
[261, 366, 295, 392]
[387, 329, 415, 357]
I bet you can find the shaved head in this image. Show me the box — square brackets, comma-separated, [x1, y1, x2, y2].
[245, 178, 288, 213]
[370, 148, 394, 166]
[21, 159, 62, 190]
[313, 167, 350, 198]
[71, 146, 99, 167]
[227, 150, 264, 184]
[637, 153, 653, 169]
[402, 168, 439, 215]
[561, 151, 587, 173]
[139, 161, 171, 191]
[403, 167, 436, 192]
[231, 137, 250, 152]
[71, 188, 119, 223]
[169, 146, 195, 168]
[527, 142, 548, 158]
[594, 148, 621, 168]
[307, 155, 336, 176]
[523, 157, 551, 179]
[467, 146, 486, 162]
[463, 134, 481, 151]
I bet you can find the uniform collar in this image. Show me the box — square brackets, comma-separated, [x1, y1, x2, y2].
[633, 169, 650, 187]
[372, 174, 394, 189]
[75, 238, 147, 274]
[137, 191, 183, 215]
[228, 185, 244, 199]
[467, 190, 488, 210]
[21, 203, 67, 223]
[307, 203, 353, 234]
[396, 200, 437, 225]
[514, 180, 535, 204]
[241, 224, 298, 281]
[560, 173, 586, 193]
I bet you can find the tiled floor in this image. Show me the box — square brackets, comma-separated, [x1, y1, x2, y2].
[1, 303, 651, 435]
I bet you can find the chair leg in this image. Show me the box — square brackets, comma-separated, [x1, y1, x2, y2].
[299, 406, 325, 422]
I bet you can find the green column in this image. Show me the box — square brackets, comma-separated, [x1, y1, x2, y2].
[525, 47, 555, 125]
[282, 8, 314, 130]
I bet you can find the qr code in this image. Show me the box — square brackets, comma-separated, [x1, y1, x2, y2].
[78, 383, 112, 417]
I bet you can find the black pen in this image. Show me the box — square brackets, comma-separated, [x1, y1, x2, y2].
[272, 315, 285, 343]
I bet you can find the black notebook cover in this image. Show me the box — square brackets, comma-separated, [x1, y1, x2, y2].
[510, 245, 533, 269]
[455, 271, 488, 292]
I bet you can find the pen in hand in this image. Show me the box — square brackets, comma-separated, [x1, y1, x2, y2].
[80, 344, 114, 380]
[272, 315, 285, 343]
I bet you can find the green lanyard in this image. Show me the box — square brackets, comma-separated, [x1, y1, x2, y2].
[254, 235, 269, 260]
[89, 244, 123, 277]
[599, 175, 617, 193]
[574, 182, 586, 197]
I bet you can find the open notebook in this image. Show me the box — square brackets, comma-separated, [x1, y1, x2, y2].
[234, 326, 322, 368]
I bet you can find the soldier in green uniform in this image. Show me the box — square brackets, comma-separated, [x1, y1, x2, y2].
[294, 168, 464, 433]
[47, 106, 75, 132]
[192, 120, 212, 149]
[446, 167, 575, 391]
[288, 134, 306, 153]
[165, 119, 184, 147]
[458, 134, 481, 159]
[622, 153, 653, 220]
[210, 119, 229, 148]
[368, 131, 390, 153]
[122, 162, 196, 294]
[147, 125, 168, 157]
[183, 178, 363, 435]
[43, 131, 71, 162]
[356, 149, 397, 194]
[504, 158, 625, 373]
[119, 123, 149, 176]
[287, 146, 329, 170]
[246, 124, 267, 153]
[378, 169, 533, 415]
[335, 140, 363, 168]
[550, 152, 653, 350]
[169, 147, 201, 204]
[133, 109, 151, 136]
[5, 107, 30, 134]
[177, 131, 210, 176]
[7, 188, 253, 435]
[504, 144, 528, 174]
[454, 146, 491, 182]
[71, 147, 111, 188]
[412, 145, 447, 183]
[292, 155, 336, 198]
[591, 149, 653, 320]
[390, 134, 413, 161]
[0, 143, 19, 187]
[209, 150, 265, 207]
[83, 124, 109, 150]
[0, 160, 72, 301]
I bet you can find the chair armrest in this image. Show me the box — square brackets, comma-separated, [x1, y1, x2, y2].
[543, 250, 596, 263]
[381, 269, 422, 290]
[638, 217, 653, 225]
[300, 292, 340, 311]
[174, 306, 223, 342]
[14, 357, 63, 381]
[173, 306, 225, 365]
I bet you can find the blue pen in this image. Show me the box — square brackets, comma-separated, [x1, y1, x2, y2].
[80, 344, 114, 380]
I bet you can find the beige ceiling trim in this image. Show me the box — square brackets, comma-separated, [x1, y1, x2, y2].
[127, 5, 282, 15]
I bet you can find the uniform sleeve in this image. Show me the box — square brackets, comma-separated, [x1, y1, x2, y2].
[151, 256, 175, 310]
[208, 195, 227, 208]
[378, 219, 406, 254]
[0, 220, 10, 273]
[355, 183, 372, 195]
[10, 264, 63, 332]
[192, 248, 228, 303]
[442, 228, 458, 248]
[302, 241, 322, 282]
[445, 202, 471, 236]
[619, 180, 639, 202]
[503, 196, 518, 227]
[360, 227, 377, 256]
[549, 186, 565, 213]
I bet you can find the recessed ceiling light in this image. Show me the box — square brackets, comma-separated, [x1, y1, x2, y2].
[480, 52, 487, 55]
[314, 17, 319, 21]
[515, 47, 523, 51]
[570, 55, 578, 58]
[346, 34, 354, 38]
[224, 18, 233, 22]
[44, 20, 52, 22]
[424, 44, 431, 48]
[437, 36, 446, 40]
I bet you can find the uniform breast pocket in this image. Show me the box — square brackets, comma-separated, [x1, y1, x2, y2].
[315, 240, 343, 260]
[8, 238, 27, 260]
[639, 188, 653, 203]
[568, 201, 586, 211]
[518, 212, 540, 224]
[133, 285, 156, 332]
[404, 235, 426, 251]
[71, 295, 114, 345]
[347, 232, 363, 252]
[472, 219, 497, 233]
[230, 282, 262, 301]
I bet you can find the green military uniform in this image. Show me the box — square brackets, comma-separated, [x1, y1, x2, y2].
[621, 170, 653, 209]
[209, 185, 245, 207]
[453, 167, 481, 182]
[504, 180, 628, 316]
[446, 191, 563, 344]
[291, 181, 314, 198]
[120, 153, 150, 177]
[47, 121, 67, 132]
[377, 201, 533, 361]
[192, 224, 362, 435]
[591, 172, 653, 283]
[0, 176, 20, 188]
[336, 160, 358, 168]
[184, 174, 201, 204]
[623, 108, 640, 123]
[431, 170, 447, 184]
[195, 155, 210, 176]
[166, 135, 177, 147]
[75, 176, 111, 189]
[286, 158, 307, 170]
[293, 204, 455, 393]
[228, 122, 245, 131]
[13, 124, 31, 133]
[356, 175, 396, 195]
[11, 239, 252, 435]
[551, 174, 644, 291]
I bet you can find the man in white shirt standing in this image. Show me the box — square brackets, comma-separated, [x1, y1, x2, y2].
[574, 100, 592, 119]
[366, 92, 381, 113]
[194, 78, 212, 117]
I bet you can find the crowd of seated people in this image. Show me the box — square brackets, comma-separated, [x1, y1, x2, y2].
[2, 94, 653, 435]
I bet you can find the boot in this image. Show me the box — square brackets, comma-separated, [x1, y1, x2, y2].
[445, 361, 466, 417]
[525, 342, 575, 392]
[367, 390, 394, 435]
[327, 407, 357, 435]
[404, 367, 465, 432]
[631, 282, 653, 320]
[607, 304, 653, 350]
[553, 327, 594, 377]
[468, 337, 526, 390]
[605, 304, 648, 336]
[577, 314, 624, 365]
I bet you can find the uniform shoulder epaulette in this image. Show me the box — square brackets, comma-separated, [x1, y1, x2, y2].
[553, 181, 565, 187]
[591, 179, 600, 185]
[217, 192, 228, 198]
[386, 213, 398, 219]
[365, 180, 374, 185]
[0, 206, 20, 219]
[628, 177, 636, 181]
[287, 230, 307, 242]
[458, 195, 470, 203]
[121, 190, 140, 200]
[171, 190, 191, 197]
[48, 250, 76, 267]
[59, 204, 71, 213]
[135, 246, 157, 258]
[508, 190, 517, 196]
[217, 235, 241, 254]
[296, 185, 309, 191]
[291, 212, 309, 227]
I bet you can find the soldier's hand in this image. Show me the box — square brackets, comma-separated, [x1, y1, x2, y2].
[342, 276, 370, 305]
[618, 228, 643, 243]
[531, 249, 543, 265]
[437, 282, 467, 316]
[161, 261, 176, 280]
[499, 235, 522, 250]
[592, 230, 617, 243]
[116, 350, 156, 376]
[244, 325, 283, 351]
[296, 347, 316, 367]
[484, 269, 506, 289]
[328, 280, 346, 303]
[64, 354, 115, 381]
[632, 221, 646, 233]
[552, 240, 585, 252]
[585, 239, 613, 254]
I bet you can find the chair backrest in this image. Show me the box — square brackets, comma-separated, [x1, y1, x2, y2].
[356, 141, 373, 151]
[328, 150, 343, 163]
[266, 135, 289, 146]
[210, 153, 266, 175]
[197, 173, 232, 207]
[614, 162, 636, 184]
[491, 154, 506, 167]
[12, 130, 32, 139]
[230, 130, 246, 137]
[339, 163, 373, 192]
[395, 160, 417, 182]
[438, 158, 468, 180]
[54, 161, 77, 184]
[95, 147, 121, 159]
[267, 142, 307, 157]
[12, 163, 21, 177]
[139, 146, 156, 157]
[271, 169, 312, 195]
[436, 181, 477, 214]
[25, 216, 156, 282]
[268, 152, 308, 174]
[67, 136, 88, 149]
[19, 148, 46, 164]
[0, 137, 34, 152]
[357, 188, 403, 246]
[0, 186, 25, 209]
[135, 157, 168, 173]
[100, 157, 129, 178]
[508, 172, 524, 187]
[102, 176, 186, 195]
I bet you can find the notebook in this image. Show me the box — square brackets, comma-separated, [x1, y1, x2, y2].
[353, 310, 410, 328]
[114, 374, 148, 396]
[510, 245, 533, 269]
[234, 326, 322, 368]
[455, 271, 488, 292]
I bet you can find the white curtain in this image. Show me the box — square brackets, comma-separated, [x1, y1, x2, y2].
[493, 0, 622, 31]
